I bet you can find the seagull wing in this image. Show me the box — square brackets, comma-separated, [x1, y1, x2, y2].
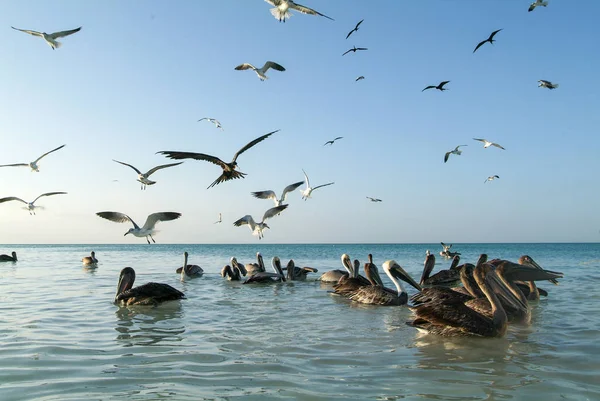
[96, 211, 140, 229]
[491, 143, 505, 150]
[262, 205, 288, 222]
[346, 28, 355, 40]
[48, 27, 81, 39]
[312, 182, 334, 191]
[145, 162, 184, 177]
[291, 2, 334, 20]
[251, 190, 278, 202]
[0, 196, 28, 204]
[34, 144, 66, 163]
[302, 169, 310, 188]
[281, 181, 304, 201]
[158, 151, 228, 169]
[231, 129, 279, 163]
[422, 85, 435, 92]
[528, 4, 535, 12]
[141, 212, 182, 230]
[11, 27, 43, 37]
[0, 163, 28, 168]
[197, 118, 208, 122]
[444, 151, 451, 163]
[113, 160, 142, 175]
[333, 136, 343, 141]
[32, 191, 67, 204]
[473, 138, 486, 143]
[357, 47, 368, 51]
[263, 61, 286, 72]
[234, 63, 257, 71]
[366, 197, 374, 201]
[233, 215, 256, 229]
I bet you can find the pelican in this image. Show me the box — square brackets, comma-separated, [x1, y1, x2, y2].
[473, 29, 503, 53]
[245, 252, 266, 275]
[0, 251, 17, 262]
[444, 145, 467, 163]
[158, 130, 278, 189]
[265, 0, 333, 22]
[422, 81, 450, 92]
[529, 0, 548, 12]
[176, 251, 204, 280]
[82, 251, 98, 266]
[484, 175, 500, 183]
[355, 76, 365, 82]
[233, 205, 288, 239]
[198, 117, 223, 130]
[366, 197, 382, 202]
[115, 267, 185, 306]
[0, 192, 67, 215]
[96, 211, 182, 244]
[234, 61, 285, 81]
[538, 80, 558, 89]
[243, 256, 285, 284]
[331, 254, 370, 296]
[490, 255, 559, 301]
[323, 137, 343, 146]
[251, 180, 304, 206]
[346, 19, 364, 39]
[214, 213, 222, 224]
[285, 259, 318, 281]
[473, 138, 505, 150]
[0, 144, 65, 172]
[342, 46, 368, 56]
[300, 169, 334, 200]
[420, 254, 462, 287]
[11, 26, 81, 50]
[221, 257, 247, 281]
[113, 159, 183, 190]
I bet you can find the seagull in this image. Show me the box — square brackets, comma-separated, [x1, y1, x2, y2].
[366, 197, 382, 202]
[444, 145, 467, 163]
[323, 136, 343, 146]
[214, 213, 222, 224]
[484, 175, 500, 183]
[538, 80, 559, 89]
[529, 0, 548, 12]
[158, 130, 278, 189]
[113, 160, 183, 190]
[252, 181, 304, 207]
[265, 0, 333, 22]
[422, 81, 450, 92]
[355, 76, 365, 82]
[346, 19, 364, 39]
[473, 29, 503, 53]
[233, 205, 288, 240]
[11, 26, 81, 50]
[342, 46, 368, 56]
[96, 211, 182, 244]
[0, 192, 67, 215]
[300, 169, 334, 200]
[234, 61, 285, 81]
[0, 144, 65, 172]
[473, 138, 505, 150]
[198, 118, 224, 130]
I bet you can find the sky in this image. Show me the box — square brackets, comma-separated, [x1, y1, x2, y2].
[0, 0, 599, 244]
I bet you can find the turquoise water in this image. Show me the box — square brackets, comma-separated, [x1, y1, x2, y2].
[0, 243, 598, 400]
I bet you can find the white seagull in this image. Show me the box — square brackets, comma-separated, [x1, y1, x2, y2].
[484, 175, 500, 183]
[251, 181, 304, 207]
[96, 211, 182, 244]
[214, 213, 222, 224]
[0, 144, 65, 172]
[0, 192, 67, 215]
[11, 26, 81, 50]
[366, 197, 382, 202]
[529, 0, 548, 12]
[113, 159, 183, 190]
[444, 145, 467, 163]
[198, 118, 224, 131]
[234, 61, 286, 81]
[300, 169, 334, 200]
[473, 138, 505, 150]
[265, 0, 333, 22]
[233, 205, 288, 240]
[538, 80, 559, 89]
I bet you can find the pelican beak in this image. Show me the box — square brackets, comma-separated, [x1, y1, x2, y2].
[419, 255, 435, 285]
[390, 262, 422, 291]
[520, 255, 559, 285]
[366, 264, 384, 286]
[506, 265, 563, 282]
[115, 269, 134, 302]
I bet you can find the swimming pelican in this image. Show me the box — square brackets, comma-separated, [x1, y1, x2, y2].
[346, 19, 364, 39]
[529, 0, 548, 12]
[251, 181, 304, 206]
[234, 61, 285, 81]
[198, 117, 224, 130]
[82, 251, 98, 266]
[323, 137, 343, 146]
[420, 254, 462, 287]
[158, 130, 278, 189]
[115, 267, 185, 306]
[285, 259, 318, 281]
[484, 175, 500, 183]
[490, 255, 560, 301]
[0, 251, 17, 262]
[0, 192, 67, 215]
[331, 254, 371, 296]
[113, 159, 183, 190]
[221, 257, 248, 281]
[300, 169, 334, 200]
[473, 138, 505, 150]
[444, 145, 467, 163]
[214, 213, 222, 224]
[244, 256, 285, 284]
[245, 252, 266, 275]
[265, 0, 333, 22]
[473, 29, 503, 53]
[366, 197, 382, 202]
[96, 211, 182, 244]
[538, 80, 558, 89]
[233, 205, 288, 239]
[0, 144, 65, 172]
[342, 46, 368, 56]
[176, 251, 204, 280]
[422, 81, 450, 92]
[11, 26, 81, 50]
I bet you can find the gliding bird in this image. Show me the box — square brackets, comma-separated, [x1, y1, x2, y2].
[444, 145, 467, 163]
[300, 169, 334, 200]
[265, 0, 334, 22]
[0, 144, 65, 172]
[252, 181, 304, 206]
[0, 192, 67, 215]
[529, 0, 548, 12]
[538, 80, 558, 89]
[113, 159, 183, 190]
[96, 211, 182, 244]
[234, 61, 285, 81]
[484, 175, 500, 183]
[346, 19, 364, 39]
[422, 81, 450, 92]
[473, 29, 503, 53]
[198, 118, 224, 130]
[473, 138, 505, 150]
[233, 205, 288, 239]
[366, 197, 382, 202]
[342, 46, 368, 56]
[11, 26, 81, 50]
[323, 136, 343, 146]
[214, 213, 222, 224]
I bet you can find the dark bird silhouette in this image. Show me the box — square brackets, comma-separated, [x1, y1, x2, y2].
[355, 76, 365, 82]
[366, 197, 382, 202]
[342, 46, 368, 56]
[346, 19, 364, 39]
[528, 0, 548, 12]
[473, 29, 503, 53]
[323, 136, 343, 146]
[422, 81, 450, 92]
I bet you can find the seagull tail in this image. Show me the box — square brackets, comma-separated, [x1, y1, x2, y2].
[541, 1, 548, 6]
[48, 39, 61, 49]
[270, 7, 290, 21]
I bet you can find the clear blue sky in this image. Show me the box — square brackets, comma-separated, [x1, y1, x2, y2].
[1, 1, 598, 244]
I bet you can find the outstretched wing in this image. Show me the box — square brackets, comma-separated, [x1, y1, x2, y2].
[312, 182, 334, 191]
[444, 151, 451, 163]
[234, 63, 256, 71]
[473, 39, 486, 53]
[489, 29, 502, 41]
[49, 27, 81, 39]
[32, 191, 67, 204]
[422, 85, 435, 92]
[291, 2, 334, 20]
[113, 159, 142, 174]
[0, 163, 28, 168]
[96, 211, 139, 229]
[342, 48, 353, 56]
[158, 151, 228, 169]
[145, 162, 183, 177]
[0, 196, 27, 205]
[302, 169, 310, 188]
[232, 130, 279, 163]
[262, 205, 288, 222]
[233, 215, 256, 228]
[142, 212, 182, 230]
[35, 144, 66, 163]
[197, 118, 208, 122]
[472, 138, 486, 143]
[251, 190, 277, 201]
[11, 26, 43, 37]
[281, 181, 304, 201]
[439, 81, 450, 88]
[264, 61, 285, 72]
[491, 143, 505, 150]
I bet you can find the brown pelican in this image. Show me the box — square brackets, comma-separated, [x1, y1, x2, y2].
[244, 256, 285, 284]
[96, 211, 181, 244]
[420, 254, 462, 287]
[444, 145, 467, 163]
[221, 257, 247, 281]
[318, 261, 350, 283]
[342, 46, 368, 56]
[0, 192, 67, 215]
[346, 19, 364, 40]
[285, 259, 318, 281]
[11, 26, 81, 50]
[0, 251, 17, 262]
[235, 61, 286, 81]
[0, 144, 65, 172]
[490, 256, 560, 301]
[114, 267, 185, 306]
[331, 254, 370, 296]
[245, 252, 266, 275]
[440, 242, 461, 258]
[265, 0, 334, 22]
[112, 159, 183, 190]
[422, 81, 450, 92]
[82, 251, 98, 266]
[473, 29, 503, 53]
[175, 251, 204, 280]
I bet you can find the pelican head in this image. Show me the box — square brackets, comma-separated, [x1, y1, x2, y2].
[115, 267, 135, 302]
[384, 260, 422, 291]
[272, 256, 286, 281]
[419, 253, 436, 285]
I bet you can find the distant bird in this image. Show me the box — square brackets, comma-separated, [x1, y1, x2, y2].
[342, 46, 368, 56]
[176, 251, 204, 280]
[538, 80, 559, 89]
[484, 175, 500, 183]
[0, 192, 67, 215]
[11, 26, 81, 50]
[346, 19, 364, 39]
[82, 251, 98, 266]
[234, 61, 285, 81]
[473, 29, 503, 53]
[529, 0, 548, 12]
[323, 136, 343, 146]
[355, 76, 365, 82]
[0, 251, 18, 262]
[158, 130, 278, 189]
[422, 81, 450, 92]
[214, 213, 222, 224]
[444, 145, 467, 163]
[265, 0, 333, 22]
[300, 169, 334, 200]
[96, 211, 182, 244]
[112, 160, 183, 190]
[0, 144, 65, 172]
[473, 138, 505, 150]
[198, 118, 224, 130]
[233, 205, 288, 239]
[252, 181, 304, 207]
[366, 197, 382, 202]
[115, 267, 185, 306]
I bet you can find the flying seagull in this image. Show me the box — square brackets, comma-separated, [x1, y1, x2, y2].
[366, 197, 382, 202]
[444, 145, 467, 163]
[473, 138, 505, 150]
[484, 175, 500, 183]
[252, 181, 304, 207]
[529, 0, 548, 12]
[346, 19, 364, 39]
[158, 130, 278, 189]
[113, 160, 183, 190]
[343, 46, 368, 56]
[233, 205, 288, 239]
[96, 211, 181, 244]
[198, 118, 224, 130]
[300, 169, 334, 200]
[214, 213, 222, 224]
[473, 29, 503, 53]
[422, 81, 450, 92]
[323, 136, 343, 146]
[234, 61, 285, 81]
[0, 144, 65, 172]
[0, 192, 67, 215]
[11, 26, 81, 50]
[355, 76, 365, 82]
[265, 0, 333, 22]
[538, 80, 559, 89]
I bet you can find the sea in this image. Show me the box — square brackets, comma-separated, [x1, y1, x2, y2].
[0, 243, 598, 401]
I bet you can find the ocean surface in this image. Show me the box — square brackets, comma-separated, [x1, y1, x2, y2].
[0, 243, 598, 401]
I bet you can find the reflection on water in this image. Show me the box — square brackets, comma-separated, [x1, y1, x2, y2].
[114, 303, 186, 347]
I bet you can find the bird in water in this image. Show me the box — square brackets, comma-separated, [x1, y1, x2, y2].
[114, 267, 185, 306]
[244, 256, 286, 284]
[198, 117, 223, 130]
[0, 251, 17, 262]
[234, 61, 285, 81]
[113, 159, 183, 190]
[233, 205, 288, 239]
[444, 145, 467, 163]
[473, 138, 505, 150]
[264, 0, 334, 22]
[96, 211, 182, 244]
[346, 19, 364, 39]
[323, 137, 343, 146]
[0, 192, 67, 215]
[251, 181, 304, 207]
[11, 26, 81, 50]
[528, 0, 548, 12]
[284, 259, 318, 281]
[484, 175, 500, 183]
[538, 80, 559, 89]
[422, 81, 450, 92]
[342, 46, 368, 56]
[473, 29, 503, 53]
[300, 169, 334, 200]
[176, 251, 204, 280]
[0, 144, 65, 172]
[82, 251, 98, 266]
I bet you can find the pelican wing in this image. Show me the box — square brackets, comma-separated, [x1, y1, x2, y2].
[231, 130, 279, 163]
[96, 211, 140, 229]
[251, 190, 277, 201]
[141, 212, 182, 230]
[158, 151, 228, 169]
[291, 2, 334, 20]
[0, 163, 28, 168]
[0, 196, 27, 204]
[312, 182, 334, 191]
[264, 61, 286, 72]
[234, 63, 257, 71]
[32, 191, 67, 204]
[48, 27, 81, 39]
[145, 162, 183, 177]
[262, 205, 288, 221]
[281, 181, 304, 201]
[34, 144, 66, 163]
[113, 159, 142, 175]
[11, 26, 43, 37]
